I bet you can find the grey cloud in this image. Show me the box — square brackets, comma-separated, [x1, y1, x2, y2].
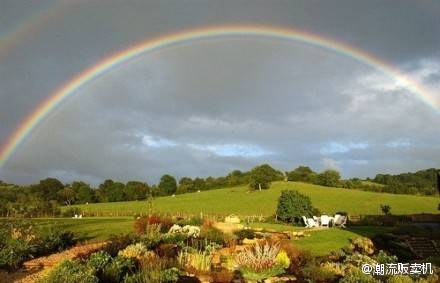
[1, 0, 439, 184]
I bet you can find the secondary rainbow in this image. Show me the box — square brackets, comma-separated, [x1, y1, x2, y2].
[0, 24, 438, 168]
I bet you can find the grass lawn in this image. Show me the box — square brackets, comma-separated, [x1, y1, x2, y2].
[22, 217, 135, 241]
[293, 226, 393, 256]
[72, 181, 439, 217]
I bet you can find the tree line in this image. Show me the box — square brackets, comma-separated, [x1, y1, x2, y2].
[0, 165, 438, 217]
[284, 166, 439, 196]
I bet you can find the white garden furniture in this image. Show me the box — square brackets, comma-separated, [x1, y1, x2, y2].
[334, 214, 347, 228]
[320, 215, 330, 227]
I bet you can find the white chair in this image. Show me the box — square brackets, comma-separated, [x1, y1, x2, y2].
[320, 215, 330, 227]
[308, 218, 318, 227]
[302, 216, 310, 228]
[334, 215, 347, 228]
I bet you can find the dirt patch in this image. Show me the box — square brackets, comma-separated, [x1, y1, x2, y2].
[214, 222, 244, 234]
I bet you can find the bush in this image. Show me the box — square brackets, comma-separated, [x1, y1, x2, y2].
[38, 226, 76, 254]
[101, 256, 135, 283]
[118, 243, 149, 260]
[199, 226, 226, 246]
[279, 241, 313, 275]
[87, 250, 112, 272]
[276, 190, 315, 224]
[0, 238, 36, 271]
[178, 248, 212, 273]
[235, 241, 288, 280]
[39, 259, 98, 283]
[0, 222, 76, 271]
[176, 216, 203, 226]
[103, 234, 139, 257]
[301, 263, 338, 283]
[233, 229, 256, 241]
[134, 215, 173, 234]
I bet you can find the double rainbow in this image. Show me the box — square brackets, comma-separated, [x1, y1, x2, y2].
[0, 25, 438, 168]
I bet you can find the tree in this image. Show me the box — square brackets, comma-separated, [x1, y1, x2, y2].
[177, 177, 194, 194]
[124, 181, 150, 200]
[57, 187, 76, 206]
[316, 170, 341, 187]
[98, 179, 125, 202]
[31, 178, 64, 201]
[72, 181, 95, 204]
[248, 164, 284, 191]
[276, 190, 315, 224]
[158, 174, 177, 196]
[286, 166, 317, 183]
[380, 204, 391, 215]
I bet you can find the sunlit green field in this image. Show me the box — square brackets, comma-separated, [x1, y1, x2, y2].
[71, 181, 439, 217]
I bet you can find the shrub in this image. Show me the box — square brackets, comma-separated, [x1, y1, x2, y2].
[347, 237, 375, 255]
[101, 256, 135, 283]
[103, 234, 139, 257]
[178, 248, 212, 273]
[375, 250, 397, 264]
[275, 250, 290, 269]
[123, 256, 180, 282]
[301, 263, 338, 283]
[235, 241, 280, 272]
[38, 226, 76, 254]
[39, 259, 98, 283]
[0, 222, 76, 271]
[123, 267, 180, 283]
[279, 241, 313, 275]
[199, 226, 226, 246]
[380, 204, 392, 215]
[87, 250, 112, 272]
[234, 229, 256, 241]
[140, 224, 164, 249]
[0, 238, 36, 271]
[276, 190, 315, 224]
[339, 265, 379, 283]
[134, 215, 173, 234]
[176, 216, 203, 226]
[118, 243, 149, 260]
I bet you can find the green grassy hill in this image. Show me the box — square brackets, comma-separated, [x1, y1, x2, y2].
[72, 181, 439, 217]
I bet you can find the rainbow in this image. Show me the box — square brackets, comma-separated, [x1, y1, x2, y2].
[0, 1, 73, 59]
[0, 24, 438, 168]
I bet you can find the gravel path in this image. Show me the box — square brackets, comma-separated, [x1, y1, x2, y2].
[1, 241, 107, 283]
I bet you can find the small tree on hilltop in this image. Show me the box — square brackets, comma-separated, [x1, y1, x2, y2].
[276, 190, 315, 224]
[158, 174, 177, 196]
[248, 164, 284, 191]
[316, 169, 341, 187]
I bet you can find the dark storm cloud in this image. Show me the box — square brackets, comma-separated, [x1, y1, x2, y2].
[0, 0, 439, 184]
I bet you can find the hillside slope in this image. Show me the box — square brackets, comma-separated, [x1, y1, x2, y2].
[73, 181, 439, 216]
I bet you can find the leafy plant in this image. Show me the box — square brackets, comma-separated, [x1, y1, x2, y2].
[101, 256, 135, 283]
[276, 190, 315, 224]
[118, 243, 149, 260]
[38, 259, 98, 283]
[234, 229, 256, 241]
[87, 250, 111, 272]
[235, 241, 280, 272]
[178, 248, 212, 273]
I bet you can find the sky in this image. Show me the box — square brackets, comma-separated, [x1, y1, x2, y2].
[0, 0, 439, 185]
